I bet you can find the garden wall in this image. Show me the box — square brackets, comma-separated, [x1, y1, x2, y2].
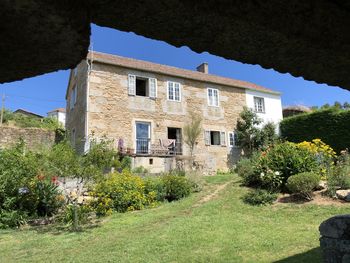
[0, 126, 56, 150]
[280, 109, 350, 153]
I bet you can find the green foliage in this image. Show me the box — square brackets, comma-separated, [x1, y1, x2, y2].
[132, 166, 149, 174]
[162, 174, 193, 202]
[91, 171, 157, 213]
[256, 142, 318, 189]
[243, 189, 277, 206]
[280, 108, 350, 153]
[144, 177, 166, 202]
[327, 151, 350, 197]
[235, 107, 277, 155]
[184, 111, 202, 157]
[0, 141, 64, 228]
[286, 172, 320, 200]
[2, 109, 62, 130]
[235, 152, 260, 186]
[61, 204, 92, 228]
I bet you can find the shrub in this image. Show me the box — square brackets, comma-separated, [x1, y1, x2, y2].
[280, 108, 350, 153]
[162, 174, 193, 202]
[144, 177, 166, 202]
[91, 171, 156, 213]
[235, 152, 260, 186]
[243, 189, 277, 206]
[132, 166, 149, 174]
[297, 139, 336, 179]
[327, 151, 350, 197]
[61, 204, 92, 228]
[256, 142, 318, 189]
[286, 172, 320, 200]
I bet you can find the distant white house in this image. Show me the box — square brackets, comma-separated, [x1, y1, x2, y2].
[47, 108, 66, 127]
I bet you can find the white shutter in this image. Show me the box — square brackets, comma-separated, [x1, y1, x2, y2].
[149, 78, 157, 98]
[204, 130, 211, 146]
[128, 74, 136, 96]
[220, 131, 226, 146]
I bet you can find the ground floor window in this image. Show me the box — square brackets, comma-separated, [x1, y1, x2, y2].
[205, 130, 226, 146]
[228, 132, 239, 147]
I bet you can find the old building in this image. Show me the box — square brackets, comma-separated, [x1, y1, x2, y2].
[66, 51, 282, 172]
[47, 108, 66, 126]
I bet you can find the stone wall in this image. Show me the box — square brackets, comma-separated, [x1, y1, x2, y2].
[0, 126, 55, 150]
[82, 62, 246, 171]
[65, 61, 88, 153]
[319, 215, 350, 263]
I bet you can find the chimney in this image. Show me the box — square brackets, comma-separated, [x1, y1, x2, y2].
[196, 62, 208, 74]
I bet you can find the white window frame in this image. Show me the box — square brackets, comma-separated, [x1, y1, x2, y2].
[167, 81, 181, 102]
[207, 88, 219, 107]
[254, 96, 265, 113]
[205, 130, 226, 146]
[128, 74, 157, 99]
[228, 132, 239, 148]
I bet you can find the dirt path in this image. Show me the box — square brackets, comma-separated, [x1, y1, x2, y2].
[192, 181, 231, 208]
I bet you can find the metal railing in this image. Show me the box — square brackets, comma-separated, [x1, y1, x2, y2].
[136, 138, 150, 154]
[135, 138, 182, 156]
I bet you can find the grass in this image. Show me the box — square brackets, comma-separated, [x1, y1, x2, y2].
[0, 173, 349, 262]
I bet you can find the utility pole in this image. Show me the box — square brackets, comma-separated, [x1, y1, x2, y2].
[0, 93, 4, 126]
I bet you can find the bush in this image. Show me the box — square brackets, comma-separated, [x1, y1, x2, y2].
[327, 151, 350, 196]
[91, 171, 156, 213]
[280, 108, 350, 153]
[236, 152, 260, 186]
[256, 142, 318, 190]
[243, 189, 277, 206]
[132, 166, 149, 174]
[162, 174, 193, 202]
[61, 204, 92, 228]
[144, 177, 166, 202]
[286, 172, 320, 200]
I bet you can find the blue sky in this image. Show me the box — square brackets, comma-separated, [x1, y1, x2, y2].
[1, 24, 349, 116]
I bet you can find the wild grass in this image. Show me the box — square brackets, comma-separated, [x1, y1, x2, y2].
[0, 174, 349, 263]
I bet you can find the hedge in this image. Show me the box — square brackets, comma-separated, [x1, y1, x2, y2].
[280, 109, 350, 153]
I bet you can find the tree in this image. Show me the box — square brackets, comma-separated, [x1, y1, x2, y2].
[184, 111, 202, 160]
[235, 107, 277, 155]
[333, 101, 342, 110]
[343, 102, 350, 110]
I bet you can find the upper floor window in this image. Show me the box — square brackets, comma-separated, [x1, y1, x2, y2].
[167, 81, 181, 101]
[70, 85, 77, 110]
[207, 88, 219, 107]
[254, 96, 265, 113]
[204, 130, 226, 146]
[128, 74, 157, 98]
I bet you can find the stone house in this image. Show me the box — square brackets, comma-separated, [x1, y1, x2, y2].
[47, 108, 66, 127]
[66, 51, 282, 172]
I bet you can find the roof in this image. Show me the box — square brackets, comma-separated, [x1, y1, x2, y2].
[47, 108, 66, 113]
[283, 105, 311, 112]
[14, 109, 43, 118]
[88, 51, 280, 95]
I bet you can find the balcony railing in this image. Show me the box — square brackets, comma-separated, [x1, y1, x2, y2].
[136, 138, 151, 154]
[133, 138, 182, 156]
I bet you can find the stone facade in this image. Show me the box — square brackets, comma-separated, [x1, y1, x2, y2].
[66, 54, 281, 172]
[0, 126, 55, 150]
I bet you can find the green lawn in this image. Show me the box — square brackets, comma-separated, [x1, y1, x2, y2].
[0, 174, 349, 263]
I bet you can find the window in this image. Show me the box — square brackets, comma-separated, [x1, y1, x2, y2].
[167, 81, 181, 101]
[228, 132, 239, 147]
[128, 75, 157, 98]
[254, 96, 265, 113]
[70, 85, 77, 110]
[204, 130, 226, 146]
[207, 88, 219, 107]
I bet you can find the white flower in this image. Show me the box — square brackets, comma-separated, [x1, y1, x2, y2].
[260, 172, 265, 177]
[275, 171, 280, 176]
